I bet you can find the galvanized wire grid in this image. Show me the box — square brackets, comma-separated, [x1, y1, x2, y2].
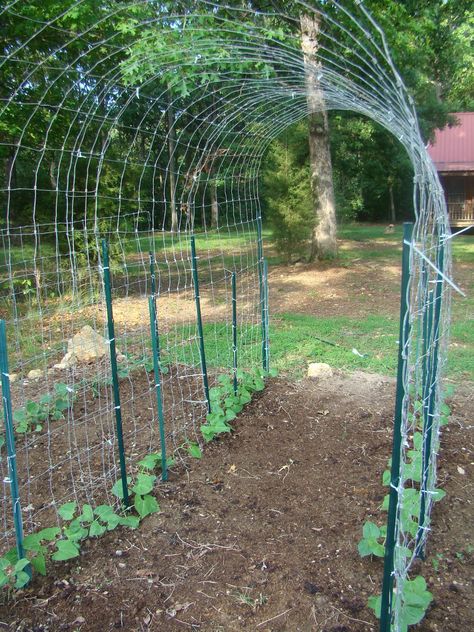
[0, 2, 452, 630]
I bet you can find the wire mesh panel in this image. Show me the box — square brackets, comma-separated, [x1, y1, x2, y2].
[0, 2, 454, 630]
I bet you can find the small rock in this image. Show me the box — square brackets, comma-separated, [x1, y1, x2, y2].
[27, 369, 43, 380]
[117, 353, 126, 363]
[115, 550, 123, 557]
[73, 617, 85, 625]
[307, 363, 333, 379]
[118, 563, 126, 569]
[457, 466, 466, 475]
[304, 580, 319, 594]
[9, 373, 19, 384]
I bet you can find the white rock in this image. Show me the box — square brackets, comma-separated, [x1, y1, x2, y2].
[27, 369, 43, 380]
[307, 363, 333, 379]
[54, 325, 109, 369]
[67, 325, 109, 363]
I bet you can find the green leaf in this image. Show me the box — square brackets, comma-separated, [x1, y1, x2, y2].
[432, 488, 446, 502]
[94, 505, 117, 521]
[238, 388, 251, 404]
[89, 520, 107, 537]
[382, 470, 391, 486]
[357, 539, 373, 557]
[119, 516, 140, 529]
[134, 494, 159, 519]
[209, 387, 222, 401]
[26, 401, 40, 417]
[112, 477, 132, 500]
[0, 558, 11, 572]
[54, 399, 70, 412]
[64, 522, 88, 542]
[14, 558, 30, 573]
[58, 502, 77, 521]
[400, 576, 433, 626]
[138, 454, 160, 471]
[54, 383, 70, 397]
[52, 540, 80, 561]
[186, 442, 202, 459]
[0, 571, 9, 588]
[201, 424, 216, 442]
[131, 473, 156, 496]
[79, 504, 94, 523]
[268, 368, 279, 377]
[31, 552, 46, 576]
[23, 533, 41, 552]
[225, 409, 237, 422]
[14, 570, 30, 589]
[362, 522, 380, 540]
[368, 594, 381, 618]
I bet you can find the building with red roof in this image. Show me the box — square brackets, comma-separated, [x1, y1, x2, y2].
[428, 112, 474, 227]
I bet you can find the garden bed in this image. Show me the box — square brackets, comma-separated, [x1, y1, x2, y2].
[0, 372, 472, 631]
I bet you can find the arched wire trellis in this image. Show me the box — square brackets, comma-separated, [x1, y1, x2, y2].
[0, 1, 454, 629]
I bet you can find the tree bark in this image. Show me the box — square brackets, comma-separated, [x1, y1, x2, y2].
[300, 13, 337, 260]
[389, 180, 396, 223]
[210, 185, 218, 228]
[167, 92, 178, 233]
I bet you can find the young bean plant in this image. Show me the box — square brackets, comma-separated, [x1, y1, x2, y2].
[200, 368, 277, 443]
[359, 398, 452, 630]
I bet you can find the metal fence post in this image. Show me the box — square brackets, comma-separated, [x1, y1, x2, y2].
[231, 271, 238, 396]
[416, 243, 444, 558]
[0, 320, 26, 564]
[256, 214, 268, 372]
[101, 240, 130, 507]
[149, 252, 161, 365]
[148, 297, 168, 481]
[380, 222, 413, 632]
[190, 235, 211, 412]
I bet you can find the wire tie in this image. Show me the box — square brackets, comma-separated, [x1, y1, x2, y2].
[114, 405, 121, 410]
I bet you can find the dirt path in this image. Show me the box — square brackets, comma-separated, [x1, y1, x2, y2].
[1, 372, 472, 632]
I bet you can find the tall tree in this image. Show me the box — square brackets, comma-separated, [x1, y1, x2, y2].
[300, 13, 337, 260]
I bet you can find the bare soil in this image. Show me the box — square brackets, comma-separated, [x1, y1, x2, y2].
[1, 372, 472, 632]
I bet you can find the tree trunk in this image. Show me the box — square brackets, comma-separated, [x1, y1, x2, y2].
[210, 185, 218, 229]
[300, 13, 337, 260]
[167, 93, 178, 233]
[389, 180, 396, 223]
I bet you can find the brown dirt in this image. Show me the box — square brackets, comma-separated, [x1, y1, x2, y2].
[1, 372, 472, 632]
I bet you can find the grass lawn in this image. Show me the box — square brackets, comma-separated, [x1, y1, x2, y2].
[266, 223, 474, 382]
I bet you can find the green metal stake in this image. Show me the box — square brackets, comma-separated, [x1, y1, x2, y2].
[416, 244, 444, 558]
[256, 214, 268, 372]
[148, 297, 168, 482]
[380, 222, 413, 632]
[190, 235, 211, 413]
[263, 258, 270, 373]
[231, 272, 238, 396]
[149, 252, 161, 365]
[101, 240, 130, 507]
[0, 320, 27, 568]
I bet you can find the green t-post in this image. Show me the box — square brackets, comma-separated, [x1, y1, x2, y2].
[149, 252, 161, 364]
[416, 242, 444, 558]
[256, 214, 268, 372]
[380, 222, 413, 632]
[148, 297, 168, 481]
[231, 271, 238, 396]
[0, 320, 27, 570]
[190, 235, 211, 413]
[101, 240, 130, 507]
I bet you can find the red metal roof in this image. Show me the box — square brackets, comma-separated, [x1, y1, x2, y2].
[428, 112, 474, 173]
